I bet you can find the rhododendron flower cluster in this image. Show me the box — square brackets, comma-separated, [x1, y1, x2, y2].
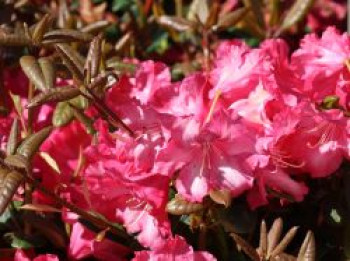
[3, 25, 350, 260]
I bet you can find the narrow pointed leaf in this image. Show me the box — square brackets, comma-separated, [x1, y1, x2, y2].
[81, 21, 110, 34]
[84, 33, 103, 80]
[275, 0, 315, 36]
[115, 32, 132, 53]
[258, 220, 267, 259]
[95, 228, 109, 242]
[39, 152, 61, 174]
[55, 43, 84, 82]
[268, 0, 280, 26]
[187, 0, 209, 24]
[38, 57, 55, 89]
[27, 86, 80, 108]
[106, 59, 137, 74]
[6, 119, 20, 156]
[205, 2, 220, 28]
[43, 29, 93, 44]
[4, 154, 30, 172]
[213, 7, 249, 31]
[20, 204, 61, 213]
[267, 218, 283, 257]
[297, 231, 316, 261]
[0, 168, 24, 216]
[209, 189, 231, 207]
[166, 195, 203, 215]
[0, 34, 32, 46]
[53, 101, 74, 127]
[20, 56, 46, 91]
[157, 15, 195, 31]
[32, 14, 52, 44]
[231, 233, 260, 261]
[9, 93, 23, 119]
[270, 226, 299, 258]
[242, 0, 265, 28]
[17, 126, 53, 160]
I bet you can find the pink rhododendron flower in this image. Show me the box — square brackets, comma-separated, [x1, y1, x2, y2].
[153, 72, 256, 202]
[32, 121, 91, 205]
[275, 104, 348, 177]
[131, 61, 172, 106]
[74, 121, 171, 249]
[132, 235, 216, 261]
[68, 222, 130, 260]
[210, 40, 268, 103]
[292, 27, 350, 100]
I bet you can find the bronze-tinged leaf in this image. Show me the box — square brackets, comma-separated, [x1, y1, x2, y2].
[275, 0, 315, 37]
[84, 33, 103, 80]
[187, 0, 209, 24]
[95, 228, 109, 242]
[27, 86, 80, 108]
[38, 57, 55, 89]
[53, 101, 74, 127]
[267, 218, 284, 257]
[235, 10, 265, 39]
[205, 2, 220, 28]
[209, 189, 231, 207]
[42, 29, 93, 44]
[55, 43, 84, 82]
[231, 233, 260, 261]
[106, 59, 137, 74]
[69, 95, 89, 109]
[88, 73, 110, 90]
[270, 226, 299, 258]
[0, 168, 24, 215]
[213, 7, 250, 31]
[6, 119, 20, 156]
[274, 253, 297, 261]
[81, 21, 110, 34]
[157, 15, 195, 32]
[268, 0, 280, 26]
[297, 231, 315, 261]
[258, 220, 267, 259]
[32, 14, 53, 44]
[115, 32, 132, 53]
[20, 203, 61, 213]
[4, 154, 30, 172]
[242, 0, 265, 29]
[57, 0, 74, 29]
[17, 126, 53, 160]
[0, 34, 32, 46]
[20, 56, 46, 91]
[166, 195, 203, 215]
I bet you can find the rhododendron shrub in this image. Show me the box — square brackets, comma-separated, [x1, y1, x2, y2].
[0, 0, 349, 260]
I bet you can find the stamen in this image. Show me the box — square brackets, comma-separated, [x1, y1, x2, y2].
[205, 89, 221, 124]
[271, 154, 305, 168]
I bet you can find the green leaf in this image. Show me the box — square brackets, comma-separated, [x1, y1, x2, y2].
[330, 208, 342, 224]
[5, 233, 34, 249]
[275, 0, 315, 36]
[53, 102, 74, 127]
[146, 31, 169, 54]
[112, 0, 134, 12]
[9, 93, 23, 118]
